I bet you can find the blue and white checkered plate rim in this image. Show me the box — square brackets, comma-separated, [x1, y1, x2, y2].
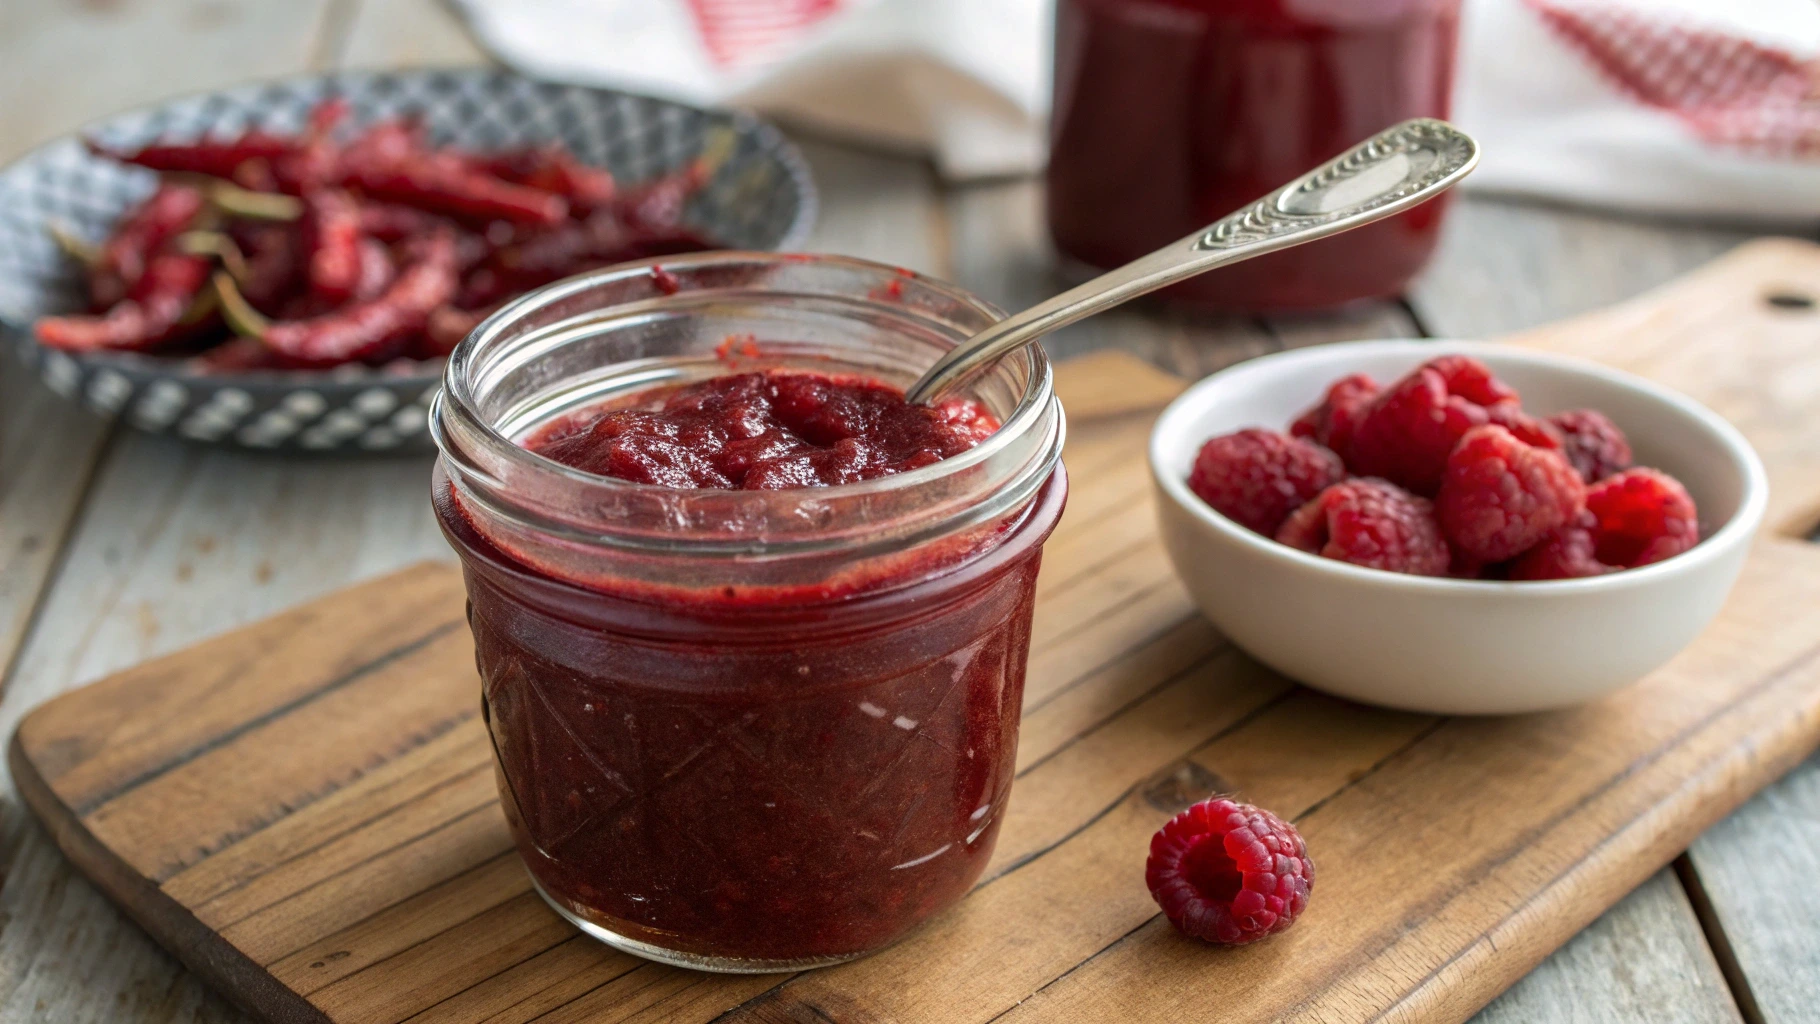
[0, 68, 817, 454]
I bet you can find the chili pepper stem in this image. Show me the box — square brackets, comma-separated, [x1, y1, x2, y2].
[212, 271, 272, 338]
[696, 126, 738, 178]
[45, 221, 103, 268]
[178, 231, 251, 283]
[207, 182, 303, 221]
[179, 284, 221, 326]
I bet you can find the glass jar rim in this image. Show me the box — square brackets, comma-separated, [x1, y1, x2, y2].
[430, 251, 1065, 563]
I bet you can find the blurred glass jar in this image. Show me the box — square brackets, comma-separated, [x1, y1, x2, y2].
[1046, 0, 1463, 312]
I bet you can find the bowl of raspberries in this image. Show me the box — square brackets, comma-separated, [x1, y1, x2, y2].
[1149, 341, 1766, 714]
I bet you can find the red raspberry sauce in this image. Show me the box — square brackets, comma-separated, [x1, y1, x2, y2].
[443, 369, 1062, 964]
[524, 370, 999, 489]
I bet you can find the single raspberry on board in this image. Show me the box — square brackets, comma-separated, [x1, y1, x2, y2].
[1290, 373, 1379, 465]
[1585, 468, 1699, 567]
[1509, 511, 1615, 580]
[1436, 425, 1587, 563]
[1188, 428, 1345, 536]
[1147, 797, 1313, 945]
[1349, 356, 1518, 494]
[1276, 478, 1451, 576]
[1550, 409, 1634, 483]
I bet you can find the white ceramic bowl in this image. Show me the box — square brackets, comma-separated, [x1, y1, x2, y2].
[1149, 340, 1768, 715]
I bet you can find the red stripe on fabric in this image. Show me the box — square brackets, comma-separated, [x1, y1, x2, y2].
[1527, 0, 1820, 156]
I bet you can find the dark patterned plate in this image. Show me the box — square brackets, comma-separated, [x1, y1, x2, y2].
[0, 68, 815, 453]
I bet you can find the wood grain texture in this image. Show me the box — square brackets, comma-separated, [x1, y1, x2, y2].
[16, 243, 1820, 1023]
[0, 0, 338, 163]
[335, 0, 489, 69]
[1685, 754, 1820, 1024]
[1471, 871, 1742, 1024]
[0, 374, 110, 695]
[1409, 196, 1775, 1024]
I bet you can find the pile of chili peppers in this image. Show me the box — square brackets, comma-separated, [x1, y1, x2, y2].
[35, 100, 721, 370]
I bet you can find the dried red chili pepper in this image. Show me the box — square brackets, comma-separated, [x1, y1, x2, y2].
[336, 121, 569, 226]
[230, 222, 302, 310]
[482, 144, 616, 212]
[621, 162, 707, 234]
[352, 237, 396, 300]
[356, 201, 441, 242]
[89, 132, 297, 180]
[271, 99, 351, 194]
[90, 183, 206, 307]
[231, 158, 281, 193]
[36, 251, 211, 352]
[301, 189, 364, 302]
[419, 301, 501, 358]
[255, 228, 458, 366]
[342, 155, 569, 226]
[190, 335, 287, 372]
[487, 213, 629, 283]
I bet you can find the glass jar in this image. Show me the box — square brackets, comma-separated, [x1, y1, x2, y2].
[429, 253, 1068, 972]
[1047, 0, 1462, 312]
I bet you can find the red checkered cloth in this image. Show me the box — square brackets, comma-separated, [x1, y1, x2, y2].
[682, 0, 848, 67]
[1531, 0, 1820, 156]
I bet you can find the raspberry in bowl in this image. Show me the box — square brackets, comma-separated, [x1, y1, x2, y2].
[1149, 340, 1766, 714]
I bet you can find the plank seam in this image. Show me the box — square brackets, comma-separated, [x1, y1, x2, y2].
[1351, 652, 1820, 1024]
[1396, 294, 1438, 340]
[0, 420, 121, 705]
[1291, 636, 1820, 1023]
[1673, 854, 1767, 1024]
[75, 618, 464, 815]
[977, 633, 1820, 1024]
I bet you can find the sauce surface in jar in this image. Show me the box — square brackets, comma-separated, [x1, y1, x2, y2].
[1047, 0, 1462, 311]
[524, 369, 999, 489]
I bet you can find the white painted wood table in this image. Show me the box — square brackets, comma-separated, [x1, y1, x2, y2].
[0, 2, 1814, 1021]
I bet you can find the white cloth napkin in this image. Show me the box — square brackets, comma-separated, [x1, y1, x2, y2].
[1458, 0, 1820, 221]
[452, 0, 1820, 219]
[447, 0, 1048, 181]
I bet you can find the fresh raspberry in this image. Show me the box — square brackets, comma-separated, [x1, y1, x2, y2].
[1146, 797, 1312, 945]
[1276, 478, 1451, 576]
[1550, 409, 1633, 483]
[1486, 403, 1563, 450]
[1427, 354, 1521, 407]
[1585, 468, 1699, 567]
[1350, 356, 1518, 494]
[1290, 373, 1379, 465]
[1188, 429, 1345, 536]
[1509, 511, 1615, 580]
[1436, 425, 1586, 563]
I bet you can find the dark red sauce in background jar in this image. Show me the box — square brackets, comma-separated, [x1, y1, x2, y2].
[431, 254, 1067, 971]
[1047, 0, 1462, 311]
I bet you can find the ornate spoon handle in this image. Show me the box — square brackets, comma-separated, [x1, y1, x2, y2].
[905, 118, 1480, 405]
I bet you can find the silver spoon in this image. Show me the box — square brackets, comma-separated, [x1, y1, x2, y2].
[904, 118, 1480, 405]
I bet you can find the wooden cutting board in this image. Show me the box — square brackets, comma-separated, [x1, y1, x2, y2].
[14, 238, 1820, 1024]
